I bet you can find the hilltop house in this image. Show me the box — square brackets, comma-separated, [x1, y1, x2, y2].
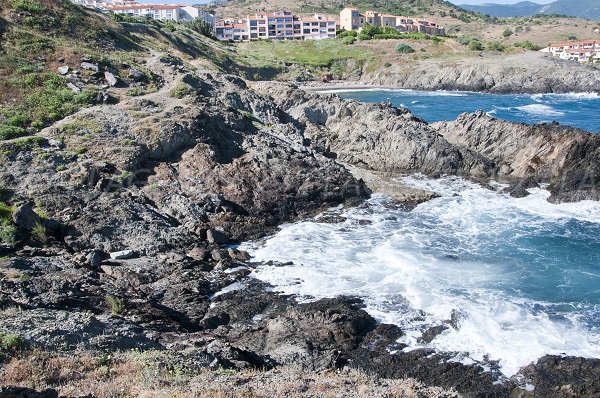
[214, 11, 336, 42]
[106, 3, 215, 23]
[541, 40, 600, 63]
[339, 7, 445, 36]
[70, 0, 215, 24]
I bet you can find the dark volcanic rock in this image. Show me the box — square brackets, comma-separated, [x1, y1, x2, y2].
[518, 355, 600, 398]
[435, 111, 600, 202]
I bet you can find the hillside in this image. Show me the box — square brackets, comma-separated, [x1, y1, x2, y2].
[206, 0, 482, 20]
[0, 0, 233, 140]
[462, 0, 600, 20]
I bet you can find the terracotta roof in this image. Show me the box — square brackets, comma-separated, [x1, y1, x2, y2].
[232, 23, 247, 28]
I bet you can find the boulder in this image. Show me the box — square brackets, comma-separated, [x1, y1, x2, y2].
[104, 71, 120, 87]
[57, 65, 69, 75]
[12, 204, 41, 231]
[109, 249, 135, 260]
[80, 62, 99, 72]
[207, 228, 229, 244]
[128, 68, 146, 82]
[66, 82, 80, 93]
[86, 250, 104, 268]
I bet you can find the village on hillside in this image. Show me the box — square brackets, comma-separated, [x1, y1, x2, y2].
[70, 0, 599, 64]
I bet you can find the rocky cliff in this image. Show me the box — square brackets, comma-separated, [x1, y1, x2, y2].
[2, 65, 600, 397]
[256, 82, 600, 202]
[362, 52, 600, 94]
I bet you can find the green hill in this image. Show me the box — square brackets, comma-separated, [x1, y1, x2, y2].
[0, 0, 229, 141]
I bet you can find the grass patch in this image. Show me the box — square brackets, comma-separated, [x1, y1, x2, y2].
[106, 295, 125, 315]
[30, 222, 47, 242]
[170, 83, 194, 99]
[0, 219, 17, 245]
[236, 40, 374, 68]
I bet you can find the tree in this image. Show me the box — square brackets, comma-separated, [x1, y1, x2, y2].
[184, 18, 213, 37]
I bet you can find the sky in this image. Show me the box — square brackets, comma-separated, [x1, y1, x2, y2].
[450, 0, 554, 4]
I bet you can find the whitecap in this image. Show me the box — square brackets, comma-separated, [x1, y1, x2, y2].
[516, 104, 565, 117]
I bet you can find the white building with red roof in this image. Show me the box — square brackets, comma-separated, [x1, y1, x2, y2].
[541, 40, 600, 63]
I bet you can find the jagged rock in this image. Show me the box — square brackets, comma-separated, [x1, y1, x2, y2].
[128, 68, 146, 82]
[80, 62, 99, 72]
[66, 82, 80, 93]
[57, 65, 69, 75]
[227, 248, 251, 261]
[109, 249, 135, 260]
[207, 229, 229, 244]
[86, 250, 104, 268]
[104, 71, 119, 87]
[12, 204, 41, 230]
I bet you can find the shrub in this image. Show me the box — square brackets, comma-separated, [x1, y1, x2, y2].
[0, 219, 17, 245]
[337, 30, 357, 39]
[342, 36, 356, 45]
[384, 62, 392, 67]
[469, 39, 485, 51]
[0, 125, 27, 141]
[31, 222, 47, 242]
[487, 41, 505, 51]
[184, 18, 213, 37]
[0, 202, 14, 219]
[12, 0, 46, 14]
[0, 333, 24, 351]
[502, 28, 513, 37]
[457, 36, 472, 46]
[170, 83, 194, 99]
[514, 40, 541, 51]
[106, 295, 125, 315]
[395, 43, 415, 54]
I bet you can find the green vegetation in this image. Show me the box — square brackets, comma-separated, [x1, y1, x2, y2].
[395, 43, 416, 54]
[237, 39, 373, 68]
[106, 295, 125, 315]
[31, 222, 47, 242]
[170, 83, 195, 99]
[0, 219, 17, 245]
[502, 28, 514, 38]
[514, 40, 542, 51]
[486, 41, 505, 52]
[468, 39, 485, 51]
[0, 333, 24, 352]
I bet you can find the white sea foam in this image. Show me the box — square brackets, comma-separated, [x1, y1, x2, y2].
[516, 104, 565, 117]
[241, 176, 600, 376]
[532, 92, 600, 101]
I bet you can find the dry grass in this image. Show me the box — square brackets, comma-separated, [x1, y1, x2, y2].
[0, 350, 460, 398]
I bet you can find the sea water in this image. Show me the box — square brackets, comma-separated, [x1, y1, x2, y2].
[328, 89, 600, 132]
[241, 176, 600, 376]
[239, 90, 600, 376]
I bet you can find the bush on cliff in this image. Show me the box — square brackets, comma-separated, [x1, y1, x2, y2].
[486, 41, 505, 51]
[469, 39, 485, 51]
[396, 43, 416, 53]
[514, 40, 542, 51]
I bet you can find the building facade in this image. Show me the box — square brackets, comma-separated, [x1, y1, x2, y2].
[215, 11, 336, 42]
[103, 3, 214, 24]
[541, 41, 600, 63]
[340, 7, 445, 36]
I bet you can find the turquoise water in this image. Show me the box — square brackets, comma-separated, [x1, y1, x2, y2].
[243, 177, 600, 376]
[331, 89, 600, 132]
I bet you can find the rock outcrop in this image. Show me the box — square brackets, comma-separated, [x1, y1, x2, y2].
[2, 51, 600, 398]
[434, 111, 600, 202]
[362, 52, 600, 94]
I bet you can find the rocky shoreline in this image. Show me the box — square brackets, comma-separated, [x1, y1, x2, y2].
[2, 52, 600, 397]
[298, 52, 600, 95]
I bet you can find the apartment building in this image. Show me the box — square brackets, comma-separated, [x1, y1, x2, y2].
[215, 11, 336, 42]
[541, 41, 600, 63]
[339, 7, 445, 36]
[105, 3, 215, 24]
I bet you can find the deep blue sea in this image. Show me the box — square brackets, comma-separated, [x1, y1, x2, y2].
[330, 89, 600, 132]
[240, 90, 600, 378]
